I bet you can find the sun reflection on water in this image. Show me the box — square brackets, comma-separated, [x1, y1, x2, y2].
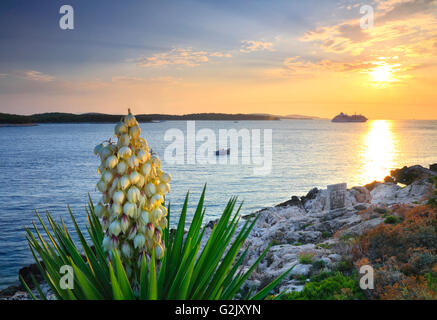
[361, 120, 396, 183]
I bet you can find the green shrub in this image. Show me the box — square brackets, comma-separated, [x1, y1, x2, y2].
[336, 257, 354, 273]
[312, 259, 326, 270]
[298, 252, 315, 264]
[321, 231, 331, 239]
[280, 272, 366, 300]
[384, 215, 400, 224]
[21, 189, 292, 300]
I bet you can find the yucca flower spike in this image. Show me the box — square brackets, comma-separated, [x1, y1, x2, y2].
[94, 109, 171, 273]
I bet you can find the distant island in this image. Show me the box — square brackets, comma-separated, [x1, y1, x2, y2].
[331, 112, 367, 123]
[0, 112, 283, 124]
[0, 112, 327, 124]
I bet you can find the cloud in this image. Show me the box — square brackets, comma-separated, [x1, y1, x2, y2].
[240, 40, 274, 53]
[134, 48, 231, 67]
[281, 56, 373, 74]
[111, 76, 181, 84]
[12, 70, 55, 82]
[301, 0, 437, 56]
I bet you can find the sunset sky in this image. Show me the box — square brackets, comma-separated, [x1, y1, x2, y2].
[0, 0, 436, 119]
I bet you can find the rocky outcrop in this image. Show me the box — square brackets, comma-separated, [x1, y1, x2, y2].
[390, 165, 435, 185]
[205, 166, 435, 295]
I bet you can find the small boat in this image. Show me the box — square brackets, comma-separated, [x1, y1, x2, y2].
[215, 148, 230, 156]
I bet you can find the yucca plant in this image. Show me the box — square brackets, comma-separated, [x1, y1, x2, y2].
[21, 187, 292, 300]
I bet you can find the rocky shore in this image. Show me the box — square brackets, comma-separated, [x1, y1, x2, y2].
[2, 164, 436, 300]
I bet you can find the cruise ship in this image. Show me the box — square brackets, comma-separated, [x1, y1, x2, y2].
[331, 112, 367, 123]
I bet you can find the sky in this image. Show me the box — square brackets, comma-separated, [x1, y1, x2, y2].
[0, 0, 436, 119]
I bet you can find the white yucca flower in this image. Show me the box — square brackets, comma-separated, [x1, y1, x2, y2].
[93, 109, 171, 272]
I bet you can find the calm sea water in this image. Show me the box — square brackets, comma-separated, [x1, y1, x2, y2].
[0, 119, 436, 289]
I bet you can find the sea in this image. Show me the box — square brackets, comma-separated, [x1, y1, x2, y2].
[0, 119, 436, 289]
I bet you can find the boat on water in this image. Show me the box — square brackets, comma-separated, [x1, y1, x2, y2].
[331, 112, 367, 123]
[215, 148, 230, 156]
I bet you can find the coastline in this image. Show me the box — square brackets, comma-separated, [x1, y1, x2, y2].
[1, 163, 436, 300]
[0, 123, 38, 127]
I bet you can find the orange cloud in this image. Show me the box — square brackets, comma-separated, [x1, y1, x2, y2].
[240, 40, 274, 53]
[134, 48, 231, 67]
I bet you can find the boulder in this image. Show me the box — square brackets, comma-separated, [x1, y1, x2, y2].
[390, 165, 435, 185]
[290, 264, 313, 277]
[349, 186, 371, 203]
[328, 254, 342, 262]
[370, 183, 401, 205]
[430, 163, 437, 172]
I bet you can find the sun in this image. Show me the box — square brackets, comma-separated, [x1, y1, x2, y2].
[369, 64, 393, 82]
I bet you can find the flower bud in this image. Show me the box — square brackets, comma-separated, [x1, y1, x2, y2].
[120, 214, 130, 233]
[151, 207, 162, 221]
[103, 171, 114, 184]
[155, 244, 164, 260]
[160, 172, 172, 183]
[158, 182, 170, 194]
[109, 220, 122, 236]
[113, 190, 125, 204]
[118, 146, 132, 160]
[127, 223, 138, 240]
[136, 174, 145, 188]
[146, 222, 154, 239]
[151, 193, 164, 207]
[134, 234, 145, 249]
[127, 186, 140, 203]
[159, 217, 168, 229]
[108, 177, 119, 196]
[129, 171, 140, 185]
[105, 155, 118, 169]
[160, 205, 168, 217]
[141, 162, 152, 177]
[141, 210, 150, 225]
[116, 161, 128, 175]
[94, 143, 104, 155]
[120, 175, 130, 190]
[112, 203, 123, 216]
[97, 180, 108, 193]
[153, 228, 162, 243]
[94, 203, 105, 217]
[127, 155, 139, 168]
[121, 242, 133, 258]
[125, 113, 137, 127]
[151, 155, 160, 168]
[145, 182, 156, 197]
[102, 217, 110, 231]
[123, 202, 136, 217]
[118, 134, 130, 147]
[110, 235, 119, 249]
[100, 146, 112, 160]
[129, 125, 140, 139]
[137, 149, 149, 163]
[115, 122, 128, 136]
